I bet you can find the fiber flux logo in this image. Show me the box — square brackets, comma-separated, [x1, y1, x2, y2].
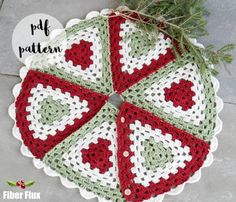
[2, 180, 40, 200]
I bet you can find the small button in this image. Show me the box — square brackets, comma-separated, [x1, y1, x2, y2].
[123, 151, 129, 157]
[124, 188, 131, 196]
[121, 117, 125, 123]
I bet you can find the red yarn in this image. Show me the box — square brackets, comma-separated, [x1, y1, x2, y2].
[81, 138, 113, 174]
[15, 70, 108, 159]
[116, 102, 210, 201]
[65, 40, 93, 69]
[108, 14, 175, 94]
[164, 79, 196, 111]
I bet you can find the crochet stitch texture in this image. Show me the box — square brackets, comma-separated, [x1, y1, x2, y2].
[9, 9, 223, 202]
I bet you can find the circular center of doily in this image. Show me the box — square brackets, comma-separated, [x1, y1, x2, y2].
[109, 93, 124, 108]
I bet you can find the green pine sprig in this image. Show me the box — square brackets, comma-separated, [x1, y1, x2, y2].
[116, 0, 234, 75]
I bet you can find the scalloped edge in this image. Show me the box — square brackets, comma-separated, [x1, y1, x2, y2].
[8, 8, 223, 202]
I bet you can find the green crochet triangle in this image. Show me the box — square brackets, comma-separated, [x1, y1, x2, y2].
[43, 103, 124, 201]
[122, 54, 217, 141]
[143, 138, 173, 171]
[39, 96, 70, 125]
[29, 16, 113, 95]
[126, 31, 156, 58]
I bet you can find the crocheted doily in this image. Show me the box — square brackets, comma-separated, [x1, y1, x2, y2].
[9, 8, 223, 202]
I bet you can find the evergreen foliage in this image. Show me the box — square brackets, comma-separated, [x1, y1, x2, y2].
[116, 0, 234, 74]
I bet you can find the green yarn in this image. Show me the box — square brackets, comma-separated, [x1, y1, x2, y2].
[122, 53, 217, 142]
[43, 103, 124, 201]
[143, 138, 173, 170]
[39, 96, 70, 125]
[12, 11, 221, 202]
[30, 16, 113, 95]
[126, 31, 156, 58]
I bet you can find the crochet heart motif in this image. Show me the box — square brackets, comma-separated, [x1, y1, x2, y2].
[65, 40, 93, 69]
[9, 9, 222, 202]
[164, 79, 196, 111]
[81, 138, 113, 174]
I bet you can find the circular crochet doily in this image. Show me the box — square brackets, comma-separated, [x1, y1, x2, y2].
[9, 8, 223, 202]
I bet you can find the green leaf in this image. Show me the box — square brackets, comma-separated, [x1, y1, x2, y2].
[222, 54, 233, 64]
[206, 45, 214, 51]
[25, 181, 35, 187]
[219, 44, 235, 52]
[210, 68, 219, 76]
[7, 181, 17, 187]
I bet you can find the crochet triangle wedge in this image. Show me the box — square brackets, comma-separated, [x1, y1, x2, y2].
[116, 102, 210, 201]
[15, 70, 108, 159]
[28, 16, 113, 95]
[43, 103, 124, 201]
[122, 54, 217, 142]
[108, 14, 175, 94]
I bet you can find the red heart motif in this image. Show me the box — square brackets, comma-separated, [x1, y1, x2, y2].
[81, 138, 113, 174]
[65, 40, 93, 70]
[164, 79, 196, 111]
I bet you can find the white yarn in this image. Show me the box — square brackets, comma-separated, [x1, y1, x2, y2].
[8, 8, 223, 202]
[119, 20, 171, 74]
[129, 120, 192, 187]
[47, 26, 103, 82]
[62, 121, 119, 189]
[26, 83, 89, 140]
[144, 62, 206, 125]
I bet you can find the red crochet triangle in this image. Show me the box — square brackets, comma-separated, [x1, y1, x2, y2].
[15, 70, 108, 159]
[108, 14, 175, 94]
[116, 102, 210, 201]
